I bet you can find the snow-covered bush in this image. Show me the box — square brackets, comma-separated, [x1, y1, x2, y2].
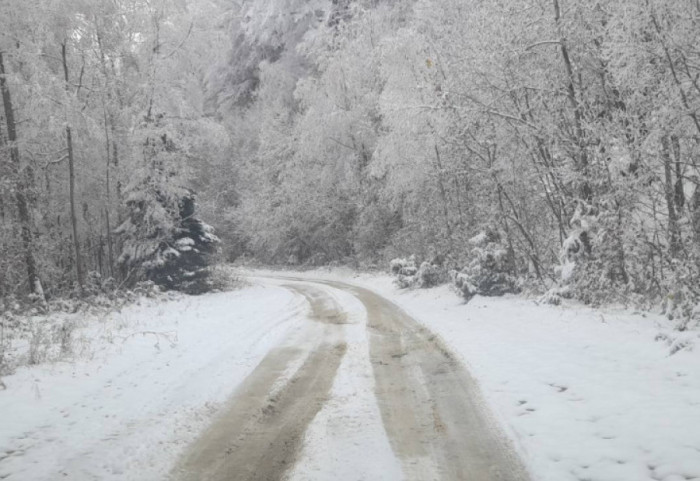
[450, 270, 477, 300]
[0, 279, 181, 375]
[150, 194, 220, 294]
[557, 201, 636, 306]
[390, 256, 417, 276]
[389, 256, 446, 289]
[0, 312, 14, 376]
[450, 230, 519, 301]
[390, 256, 417, 288]
[117, 188, 220, 295]
[661, 257, 700, 331]
[206, 266, 244, 292]
[115, 116, 221, 295]
[539, 286, 573, 306]
[560, 202, 597, 281]
[393, 274, 414, 289]
[27, 319, 76, 365]
[415, 261, 443, 288]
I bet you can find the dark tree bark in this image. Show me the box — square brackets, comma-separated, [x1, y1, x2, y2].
[433, 143, 454, 252]
[691, 183, 700, 245]
[671, 136, 685, 213]
[61, 42, 85, 290]
[0, 51, 44, 298]
[553, 0, 592, 202]
[662, 136, 682, 256]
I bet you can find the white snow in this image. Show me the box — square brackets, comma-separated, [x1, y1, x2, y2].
[0, 285, 306, 480]
[263, 278, 404, 481]
[248, 268, 700, 481]
[469, 231, 489, 245]
[3, 267, 700, 481]
[370, 283, 700, 481]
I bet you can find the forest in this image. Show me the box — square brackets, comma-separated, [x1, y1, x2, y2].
[2, 0, 700, 327]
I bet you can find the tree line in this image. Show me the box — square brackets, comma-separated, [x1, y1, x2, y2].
[4, 0, 700, 324]
[211, 0, 700, 321]
[0, 0, 228, 301]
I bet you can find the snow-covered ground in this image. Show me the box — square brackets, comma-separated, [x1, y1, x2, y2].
[257, 268, 700, 481]
[2, 268, 700, 481]
[0, 285, 307, 480]
[260, 278, 404, 481]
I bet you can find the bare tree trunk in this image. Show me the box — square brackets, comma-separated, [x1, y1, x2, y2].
[433, 144, 454, 254]
[553, 0, 592, 201]
[691, 183, 700, 246]
[0, 51, 45, 300]
[61, 42, 85, 290]
[662, 136, 682, 256]
[0, 114, 6, 223]
[671, 135, 685, 213]
[102, 107, 116, 278]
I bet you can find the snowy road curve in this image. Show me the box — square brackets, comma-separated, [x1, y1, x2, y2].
[173, 277, 530, 481]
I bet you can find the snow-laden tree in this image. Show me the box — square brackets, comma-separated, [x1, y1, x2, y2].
[116, 116, 220, 293]
[0, 0, 229, 302]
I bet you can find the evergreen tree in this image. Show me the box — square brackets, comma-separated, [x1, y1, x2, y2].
[116, 117, 220, 294]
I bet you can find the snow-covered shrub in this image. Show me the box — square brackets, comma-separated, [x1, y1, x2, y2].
[450, 270, 476, 300]
[415, 261, 443, 288]
[390, 256, 417, 276]
[117, 188, 220, 295]
[389, 256, 446, 289]
[557, 201, 635, 306]
[390, 256, 417, 289]
[0, 277, 184, 376]
[0, 314, 13, 376]
[71, 271, 120, 301]
[655, 331, 697, 355]
[394, 273, 415, 289]
[539, 286, 573, 306]
[115, 116, 221, 295]
[130, 281, 161, 298]
[150, 194, 220, 295]
[661, 257, 700, 331]
[27, 321, 52, 365]
[56, 319, 75, 356]
[206, 266, 244, 292]
[559, 201, 597, 280]
[451, 230, 519, 301]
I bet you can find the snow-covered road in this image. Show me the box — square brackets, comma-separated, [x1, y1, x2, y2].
[0, 275, 530, 480]
[3, 270, 699, 481]
[174, 276, 528, 481]
[272, 269, 700, 481]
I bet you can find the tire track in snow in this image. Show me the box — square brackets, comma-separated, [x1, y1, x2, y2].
[172, 286, 346, 481]
[175, 275, 531, 481]
[294, 278, 532, 481]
